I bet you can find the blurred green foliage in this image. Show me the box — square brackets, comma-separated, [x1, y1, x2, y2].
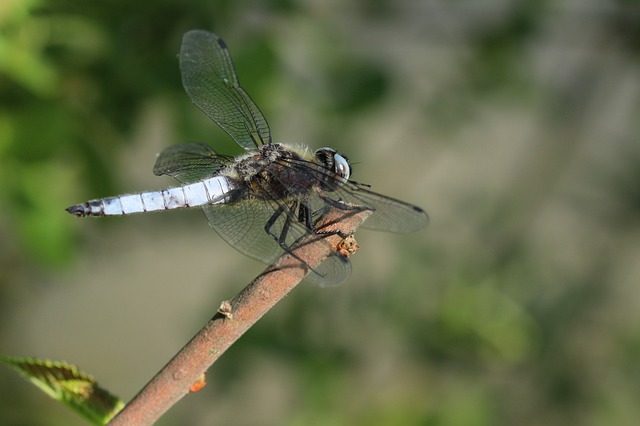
[2, 0, 640, 425]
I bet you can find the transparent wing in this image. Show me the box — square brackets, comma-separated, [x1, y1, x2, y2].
[278, 156, 429, 234]
[306, 251, 351, 287]
[153, 142, 232, 184]
[180, 30, 271, 150]
[203, 199, 285, 265]
[331, 182, 429, 233]
[202, 195, 351, 286]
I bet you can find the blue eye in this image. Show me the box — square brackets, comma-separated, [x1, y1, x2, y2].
[333, 153, 350, 180]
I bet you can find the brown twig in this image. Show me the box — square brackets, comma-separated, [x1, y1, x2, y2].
[107, 207, 371, 426]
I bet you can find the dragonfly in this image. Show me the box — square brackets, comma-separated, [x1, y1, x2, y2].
[67, 30, 428, 285]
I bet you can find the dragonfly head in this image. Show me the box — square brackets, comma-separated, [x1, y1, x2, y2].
[314, 147, 351, 192]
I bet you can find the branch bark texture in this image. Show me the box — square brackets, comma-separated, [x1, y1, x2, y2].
[108, 207, 371, 426]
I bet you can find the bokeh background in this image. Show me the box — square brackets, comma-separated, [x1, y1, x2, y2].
[2, 0, 640, 425]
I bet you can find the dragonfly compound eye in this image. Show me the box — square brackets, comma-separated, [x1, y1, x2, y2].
[315, 148, 351, 181]
[333, 153, 351, 181]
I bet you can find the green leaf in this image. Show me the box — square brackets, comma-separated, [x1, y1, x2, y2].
[1, 356, 124, 425]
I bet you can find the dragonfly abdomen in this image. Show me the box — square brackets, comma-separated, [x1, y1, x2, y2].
[66, 176, 233, 217]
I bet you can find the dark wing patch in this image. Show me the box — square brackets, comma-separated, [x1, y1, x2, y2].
[153, 142, 232, 184]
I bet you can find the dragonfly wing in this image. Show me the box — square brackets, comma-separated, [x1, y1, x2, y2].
[304, 250, 351, 287]
[180, 30, 271, 150]
[330, 181, 429, 233]
[202, 196, 351, 286]
[275, 155, 428, 234]
[203, 199, 286, 266]
[153, 142, 232, 184]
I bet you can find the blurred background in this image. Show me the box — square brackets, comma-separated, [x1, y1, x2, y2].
[2, 0, 640, 425]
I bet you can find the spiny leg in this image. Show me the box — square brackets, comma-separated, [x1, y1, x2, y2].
[298, 201, 348, 247]
[263, 201, 324, 278]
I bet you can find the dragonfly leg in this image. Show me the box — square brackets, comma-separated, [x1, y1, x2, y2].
[300, 202, 346, 241]
[314, 195, 372, 238]
[263, 203, 325, 278]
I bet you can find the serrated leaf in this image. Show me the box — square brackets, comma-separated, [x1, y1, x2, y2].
[1, 356, 124, 425]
